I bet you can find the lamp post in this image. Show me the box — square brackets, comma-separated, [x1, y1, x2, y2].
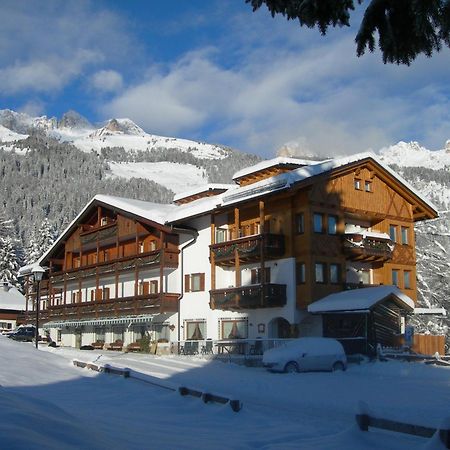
[31, 266, 45, 349]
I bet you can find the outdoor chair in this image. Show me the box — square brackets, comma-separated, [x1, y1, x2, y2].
[201, 339, 213, 355]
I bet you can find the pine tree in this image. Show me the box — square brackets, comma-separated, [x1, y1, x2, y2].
[0, 235, 21, 288]
[26, 218, 56, 264]
[246, 0, 450, 65]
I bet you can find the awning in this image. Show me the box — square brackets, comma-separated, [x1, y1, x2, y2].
[308, 285, 415, 314]
[43, 314, 156, 329]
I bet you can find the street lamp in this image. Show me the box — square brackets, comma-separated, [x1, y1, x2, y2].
[31, 266, 45, 349]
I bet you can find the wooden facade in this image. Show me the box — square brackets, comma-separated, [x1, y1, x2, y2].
[32, 201, 180, 325]
[209, 157, 436, 312]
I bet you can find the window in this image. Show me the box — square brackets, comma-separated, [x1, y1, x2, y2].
[112, 326, 124, 342]
[354, 179, 361, 190]
[138, 241, 145, 253]
[102, 287, 110, 300]
[392, 269, 400, 287]
[216, 228, 227, 243]
[150, 280, 158, 294]
[389, 225, 397, 242]
[185, 320, 206, 340]
[221, 319, 248, 339]
[100, 217, 108, 226]
[296, 262, 306, 284]
[401, 227, 409, 245]
[185, 273, 205, 292]
[95, 327, 105, 342]
[315, 263, 326, 283]
[313, 213, 324, 233]
[149, 240, 157, 251]
[329, 264, 341, 284]
[251, 267, 271, 284]
[295, 213, 305, 234]
[328, 215, 338, 235]
[364, 181, 372, 192]
[404, 271, 411, 289]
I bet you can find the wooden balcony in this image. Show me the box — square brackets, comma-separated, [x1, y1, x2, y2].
[25, 293, 179, 324]
[210, 233, 285, 267]
[343, 233, 393, 262]
[50, 249, 179, 283]
[210, 283, 286, 311]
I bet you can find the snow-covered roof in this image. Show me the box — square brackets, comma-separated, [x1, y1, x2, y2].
[38, 194, 177, 264]
[308, 285, 415, 313]
[232, 156, 319, 181]
[344, 229, 391, 240]
[173, 184, 234, 203]
[166, 194, 223, 223]
[414, 307, 447, 316]
[0, 283, 26, 311]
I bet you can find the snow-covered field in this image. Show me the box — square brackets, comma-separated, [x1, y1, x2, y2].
[1, 337, 450, 449]
[107, 161, 207, 194]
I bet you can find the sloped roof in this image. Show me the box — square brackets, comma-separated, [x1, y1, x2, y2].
[0, 284, 26, 311]
[232, 156, 319, 181]
[308, 285, 415, 314]
[39, 194, 177, 264]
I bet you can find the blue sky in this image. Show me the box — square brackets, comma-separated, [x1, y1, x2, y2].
[1, 0, 450, 158]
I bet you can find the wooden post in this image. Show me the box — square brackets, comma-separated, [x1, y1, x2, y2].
[234, 208, 241, 288]
[259, 200, 265, 307]
[160, 230, 165, 313]
[63, 273, 67, 305]
[211, 214, 216, 291]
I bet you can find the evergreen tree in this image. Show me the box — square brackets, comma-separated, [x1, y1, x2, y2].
[0, 235, 21, 288]
[26, 218, 56, 264]
[246, 0, 450, 64]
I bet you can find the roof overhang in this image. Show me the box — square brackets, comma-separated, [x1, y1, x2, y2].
[308, 286, 415, 314]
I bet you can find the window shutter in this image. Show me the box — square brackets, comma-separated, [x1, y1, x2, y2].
[200, 273, 205, 291]
[185, 274, 190, 292]
[103, 287, 110, 300]
[251, 269, 257, 284]
[91, 290, 95, 302]
[265, 267, 271, 283]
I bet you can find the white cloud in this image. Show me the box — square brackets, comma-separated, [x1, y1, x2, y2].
[101, 21, 450, 157]
[90, 70, 124, 93]
[0, 1, 135, 96]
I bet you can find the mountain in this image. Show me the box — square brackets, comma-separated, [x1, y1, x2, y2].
[0, 109, 260, 253]
[379, 141, 450, 337]
[0, 109, 230, 160]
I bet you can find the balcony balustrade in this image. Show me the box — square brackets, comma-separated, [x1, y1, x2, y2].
[21, 293, 179, 324]
[50, 249, 179, 282]
[343, 232, 393, 262]
[210, 283, 286, 311]
[210, 233, 285, 266]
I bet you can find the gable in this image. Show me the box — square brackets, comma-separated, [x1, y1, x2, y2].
[306, 159, 437, 222]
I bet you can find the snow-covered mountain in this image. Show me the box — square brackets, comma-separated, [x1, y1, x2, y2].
[378, 140, 450, 170]
[0, 109, 229, 160]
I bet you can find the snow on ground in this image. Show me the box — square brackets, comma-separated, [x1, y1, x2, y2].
[107, 161, 208, 194]
[0, 124, 28, 143]
[1, 337, 450, 449]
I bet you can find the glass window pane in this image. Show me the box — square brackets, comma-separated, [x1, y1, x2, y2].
[328, 216, 337, 235]
[330, 264, 340, 283]
[315, 263, 325, 283]
[401, 227, 408, 245]
[296, 263, 305, 284]
[392, 269, 399, 286]
[404, 271, 411, 289]
[314, 214, 323, 233]
[389, 225, 397, 242]
[296, 213, 304, 234]
[191, 274, 201, 291]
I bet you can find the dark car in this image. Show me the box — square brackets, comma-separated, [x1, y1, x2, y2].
[8, 327, 36, 342]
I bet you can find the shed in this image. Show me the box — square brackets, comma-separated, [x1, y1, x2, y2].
[308, 286, 415, 355]
[0, 282, 26, 331]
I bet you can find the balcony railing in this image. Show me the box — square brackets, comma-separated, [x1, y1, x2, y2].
[21, 293, 179, 324]
[50, 249, 179, 283]
[210, 283, 286, 311]
[210, 233, 285, 266]
[343, 233, 393, 262]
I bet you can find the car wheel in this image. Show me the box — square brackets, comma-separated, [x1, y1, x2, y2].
[284, 361, 299, 373]
[332, 361, 345, 372]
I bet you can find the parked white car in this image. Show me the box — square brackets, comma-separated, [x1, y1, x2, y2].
[262, 337, 347, 373]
